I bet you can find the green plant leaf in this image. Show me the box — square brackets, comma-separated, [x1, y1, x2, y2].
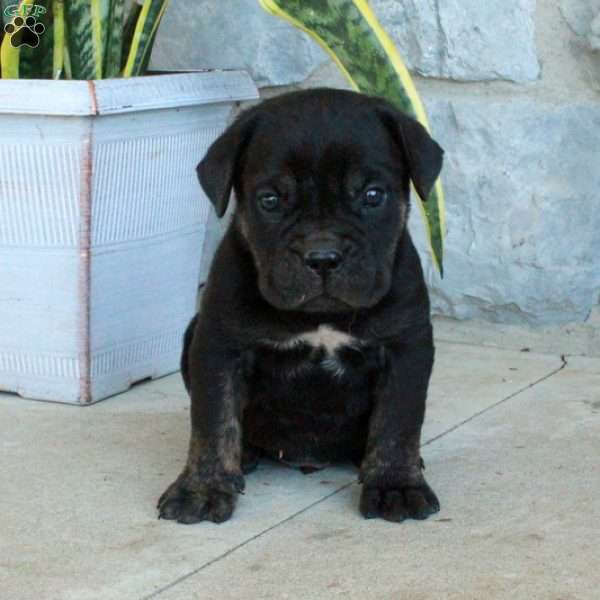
[259, 0, 446, 275]
[52, 0, 64, 78]
[122, 0, 170, 77]
[92, 0, 110, 77]
[103, 0, 125, 78]
[63, 31, 71, 77]
[120, 0, 140, 70]
[64, 0, 101, 79]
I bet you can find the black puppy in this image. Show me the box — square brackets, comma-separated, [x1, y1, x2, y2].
[158, 88, 444, 524]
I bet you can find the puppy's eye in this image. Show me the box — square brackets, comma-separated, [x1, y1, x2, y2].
[258, 193, 281, 212]
[362, 187, 387, 209]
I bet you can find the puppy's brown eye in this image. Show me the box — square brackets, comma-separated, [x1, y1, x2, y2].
[258, 193, 281, 212]
[362, 187, 387, 208]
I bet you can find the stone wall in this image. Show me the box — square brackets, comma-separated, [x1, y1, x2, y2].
[152, 0, 600, 326]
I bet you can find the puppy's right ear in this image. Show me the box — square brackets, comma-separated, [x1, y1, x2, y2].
[196, 114, 258, 218]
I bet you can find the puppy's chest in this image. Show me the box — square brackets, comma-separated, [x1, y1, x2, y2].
[256, 325, 380, 385]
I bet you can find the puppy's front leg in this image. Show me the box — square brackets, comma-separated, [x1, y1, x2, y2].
[360, 338, 439, 522]
[158, 338, 247, 525]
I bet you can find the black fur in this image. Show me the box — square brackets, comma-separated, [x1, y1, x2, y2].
[158, 88, 444, 524]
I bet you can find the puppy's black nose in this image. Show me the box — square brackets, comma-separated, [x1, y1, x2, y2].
[304, 250, 343, 274]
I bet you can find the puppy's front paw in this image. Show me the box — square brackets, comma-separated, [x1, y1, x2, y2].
[157, 471, 243, 525]
[359, 480, 440, 522]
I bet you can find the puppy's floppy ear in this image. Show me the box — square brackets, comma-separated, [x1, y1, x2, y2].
[196, 113, 258, 218]
[377, 105, 444, 202]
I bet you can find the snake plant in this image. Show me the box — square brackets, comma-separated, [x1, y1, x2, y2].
[259, 0, 446, 276]
[0, 0, 170, 80]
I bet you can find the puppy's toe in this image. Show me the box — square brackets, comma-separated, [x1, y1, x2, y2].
[172, 495, 212, 525]
[381, 489, 409, 522]
[402, 483, 440, 520]
[359, 486, 383, 519]
[202, 490, 237, 523]
[158, 496, 186, 521]
[157, 479, 191, 521]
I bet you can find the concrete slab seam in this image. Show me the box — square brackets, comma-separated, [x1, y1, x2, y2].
[423, 354, 568, 448]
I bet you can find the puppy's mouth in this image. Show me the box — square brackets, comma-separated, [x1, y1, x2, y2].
[296, 292, 354, 313]
[264, 273, 356, 312]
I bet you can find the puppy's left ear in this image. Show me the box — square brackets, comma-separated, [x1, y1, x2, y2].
[196, 113, 258, 218]
[378, 106, 444, 202]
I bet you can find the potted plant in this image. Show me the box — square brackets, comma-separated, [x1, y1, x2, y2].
[0, 0, 258, 404]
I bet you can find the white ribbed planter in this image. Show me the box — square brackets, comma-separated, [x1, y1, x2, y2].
[0, 71, 258, 404]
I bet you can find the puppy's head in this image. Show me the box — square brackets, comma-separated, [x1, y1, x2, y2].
[198, 89, 443, 313]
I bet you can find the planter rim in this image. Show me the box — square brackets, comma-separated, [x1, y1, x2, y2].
[0, 69, 258, 116]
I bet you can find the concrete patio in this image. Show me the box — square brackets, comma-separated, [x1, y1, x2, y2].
[1, 319, 598, 600]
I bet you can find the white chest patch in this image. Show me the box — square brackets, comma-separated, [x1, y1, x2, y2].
[267, 326, 359, 379]
[280, 325, 357, 356]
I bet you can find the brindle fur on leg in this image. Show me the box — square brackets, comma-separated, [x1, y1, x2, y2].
[359, 340, 439, 523]
[158, 361, 247, 524]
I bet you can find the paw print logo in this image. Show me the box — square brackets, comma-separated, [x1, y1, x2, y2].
[4, 15, 45, 49]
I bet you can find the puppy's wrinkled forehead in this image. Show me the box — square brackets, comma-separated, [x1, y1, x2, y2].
[242, 100, 399, 188]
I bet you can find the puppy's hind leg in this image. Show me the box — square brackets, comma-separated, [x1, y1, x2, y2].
[241, 444, 262, 475]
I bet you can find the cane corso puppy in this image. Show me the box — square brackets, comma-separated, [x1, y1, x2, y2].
[158, 88, 444, 524]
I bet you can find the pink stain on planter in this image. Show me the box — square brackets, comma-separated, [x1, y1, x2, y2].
[78, 80, 97, 403]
